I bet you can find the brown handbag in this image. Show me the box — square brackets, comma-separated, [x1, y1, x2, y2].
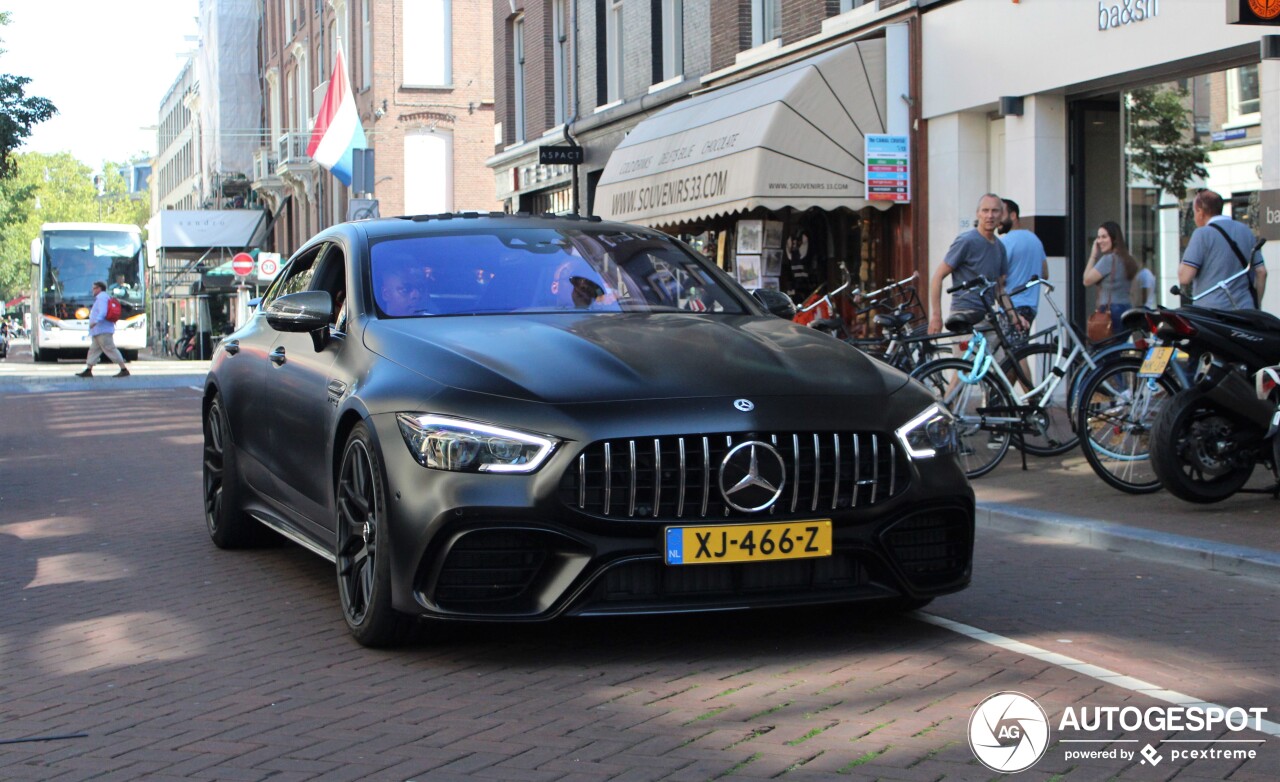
[1087, 271, 1113, 343]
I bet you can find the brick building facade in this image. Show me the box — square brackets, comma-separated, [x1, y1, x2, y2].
[253, 0, 500, 258]
[489, 0, 923, 316]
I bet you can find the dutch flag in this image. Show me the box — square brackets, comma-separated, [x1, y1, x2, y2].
[307, 46, 366, 187]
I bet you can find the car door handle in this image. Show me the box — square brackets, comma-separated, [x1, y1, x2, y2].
[222, 339, 240, 355]
[269, 347, 286, 366]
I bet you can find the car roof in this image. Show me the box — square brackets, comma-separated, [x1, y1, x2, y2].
[347, 212, 653, 242]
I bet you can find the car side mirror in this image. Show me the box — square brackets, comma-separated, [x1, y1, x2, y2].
[265, 291, 333, 351]
[751, 288, 797, 319]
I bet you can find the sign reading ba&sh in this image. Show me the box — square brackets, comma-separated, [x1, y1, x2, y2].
[865, 134, 910, 203]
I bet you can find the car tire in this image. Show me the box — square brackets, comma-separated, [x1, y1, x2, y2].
[203, 393, 264, 548]
[122, 350, 138, 362]
[336, 423, 410, 647]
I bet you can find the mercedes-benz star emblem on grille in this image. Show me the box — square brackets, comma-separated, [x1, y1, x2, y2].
[719, 441, 786, 512]
[734, 399, 754, 412]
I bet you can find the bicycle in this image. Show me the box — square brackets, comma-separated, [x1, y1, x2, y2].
[805, 273, 954, 374]
[909, 275, 1111, 476]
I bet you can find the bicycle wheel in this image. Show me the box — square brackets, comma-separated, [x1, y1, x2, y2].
[1000, 344, 1080, 456]
[1075, 357, 1176, 494]
[911, 358, 1012, 478]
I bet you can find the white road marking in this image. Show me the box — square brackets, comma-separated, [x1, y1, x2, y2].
[917, 611, 1280, 737]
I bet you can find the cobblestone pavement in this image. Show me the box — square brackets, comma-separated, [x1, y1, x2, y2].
[1, 388, 1276, 781]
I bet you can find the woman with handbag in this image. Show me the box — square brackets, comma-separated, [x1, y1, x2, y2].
[1083, 221, 1140, 342]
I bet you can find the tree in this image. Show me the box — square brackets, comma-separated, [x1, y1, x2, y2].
[1125, 85, 1209, 238]
[0, 11, 57, 179]
[0, 152, 150, 300]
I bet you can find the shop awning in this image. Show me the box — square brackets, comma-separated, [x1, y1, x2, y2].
[146, 209, 268, 250]
[594, 39, 888, 228]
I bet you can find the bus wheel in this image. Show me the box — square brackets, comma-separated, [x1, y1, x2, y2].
[34, 348, 58, 363]
[122, 350, 139, 362]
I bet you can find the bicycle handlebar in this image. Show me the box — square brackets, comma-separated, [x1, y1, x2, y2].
[861, 271, 919, 300]
[946, 275, 994, 295]
[1006, 275, 1054, 298]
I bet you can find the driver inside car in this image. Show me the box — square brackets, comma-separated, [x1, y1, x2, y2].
[550, 259, 617, 310]
[378, 267, 429, 315]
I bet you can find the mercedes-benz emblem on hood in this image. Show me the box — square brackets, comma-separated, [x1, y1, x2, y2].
[719, 441, 786, 512]
[734, 399, 754, 412]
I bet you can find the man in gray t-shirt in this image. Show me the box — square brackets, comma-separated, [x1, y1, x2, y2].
[929, 193, 1010, 333]
[1180, 189, 1267, 310]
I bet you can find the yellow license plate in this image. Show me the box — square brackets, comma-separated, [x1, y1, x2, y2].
[1139, 346, 1174, 377]
[664, 520, 832, 565]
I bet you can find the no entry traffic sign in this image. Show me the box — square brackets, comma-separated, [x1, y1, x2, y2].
[231, 252, 255, 277]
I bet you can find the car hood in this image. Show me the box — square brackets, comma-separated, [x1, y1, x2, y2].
[365, 313, 911, 404]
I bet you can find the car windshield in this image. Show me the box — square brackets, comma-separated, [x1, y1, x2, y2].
[369, 227, 750, 317]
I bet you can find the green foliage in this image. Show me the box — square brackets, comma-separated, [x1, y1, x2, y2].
[1126, 85, 1209, 205]
[0, 152, 150, 299]
[0, 11, 57, 179]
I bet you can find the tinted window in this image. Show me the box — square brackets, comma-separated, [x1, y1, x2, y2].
[369, 227, 748, 317]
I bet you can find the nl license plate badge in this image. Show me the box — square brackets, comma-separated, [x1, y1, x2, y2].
[1139, 346, 1174, 378]
[664, 520, 833, 565]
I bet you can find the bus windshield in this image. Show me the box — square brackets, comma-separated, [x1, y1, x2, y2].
[41, 230, 144, 316]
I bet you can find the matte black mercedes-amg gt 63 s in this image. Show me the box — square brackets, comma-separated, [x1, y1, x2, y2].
[202, 213, 974, 646]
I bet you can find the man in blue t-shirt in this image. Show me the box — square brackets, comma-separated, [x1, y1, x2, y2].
[999, 198, 1048, 325]
[929, 193, 1010, 334]
[1179, 189, 1267, 310]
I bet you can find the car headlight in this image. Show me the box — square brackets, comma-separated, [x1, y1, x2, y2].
[396, 414, 559, 473]
[895, 403, 957, 459]
[42, 317, 60, 331]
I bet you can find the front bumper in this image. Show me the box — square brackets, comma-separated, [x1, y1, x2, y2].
[370, 412, 974, 621]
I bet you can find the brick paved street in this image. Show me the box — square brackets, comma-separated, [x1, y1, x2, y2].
[1, 386, 1277, 781]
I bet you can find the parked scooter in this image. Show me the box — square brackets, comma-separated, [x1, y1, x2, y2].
[1146, 262, 1280, 503]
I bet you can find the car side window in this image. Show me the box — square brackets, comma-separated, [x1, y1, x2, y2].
[261, 247, 321, 309]
[309, 244, 349, 332]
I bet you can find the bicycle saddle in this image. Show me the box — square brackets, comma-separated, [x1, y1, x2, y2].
[874, 311, 913, 330]
[944, 314, 976, 334]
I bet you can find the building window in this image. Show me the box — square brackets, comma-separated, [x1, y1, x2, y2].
[661, 0, 683, 82]
[553, 0, 570, 125]
[1227, 64, 1260, 124]
[513, 15, 526, 142]
[404, 130, 453, 214]
[404, 0, 452, 86]
[361, 0, 372, 89]
[838, 0, 871, 11]
[606, 0, 624, 102]
[752, 0, 779, 47]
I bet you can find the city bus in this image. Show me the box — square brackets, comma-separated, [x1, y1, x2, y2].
[29, 222, 147, 363]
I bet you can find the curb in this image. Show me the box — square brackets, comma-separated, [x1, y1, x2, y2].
[978, 500, 1280, 583]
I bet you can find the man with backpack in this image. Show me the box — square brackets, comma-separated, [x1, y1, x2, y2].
[1179, 189, 1268, 310]
[75, 280, 130, 378]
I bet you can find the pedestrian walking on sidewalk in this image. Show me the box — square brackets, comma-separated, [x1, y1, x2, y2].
[1083, 221, 1138, 336]
[1179, 189, 1268, 310]
[928, 193, 1009, 335]
[999, 198, 1048, 327]
[75, 281, 130, 378]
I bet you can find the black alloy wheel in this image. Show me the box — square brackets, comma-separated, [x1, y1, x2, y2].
[336, 423, 408, 647]
[203, 393, 261, 547]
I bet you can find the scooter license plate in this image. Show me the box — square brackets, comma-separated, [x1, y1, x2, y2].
[1139, 346, 1174, 378]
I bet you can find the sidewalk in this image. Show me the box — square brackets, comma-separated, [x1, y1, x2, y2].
[0, 340, 210, 392]
[974, 448, 1280, 582]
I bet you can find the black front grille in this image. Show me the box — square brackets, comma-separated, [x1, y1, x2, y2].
[559, 431, 907, 520]
[881, 510, 972, 588]
[434, 530, 548, 609]
[589, 553, 868, 606]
